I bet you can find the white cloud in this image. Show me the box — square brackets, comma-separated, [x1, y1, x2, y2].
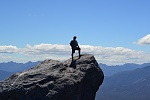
[134, 34, 150, 45]
[0, 45, 18, 53]
[21, 44, 70, 55]
[80, 45, 150, 65]
[18, 44, 71, 62]
[0, 44, 150, 65]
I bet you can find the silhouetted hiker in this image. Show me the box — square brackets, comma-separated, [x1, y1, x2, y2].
[70, 36, 81, 60]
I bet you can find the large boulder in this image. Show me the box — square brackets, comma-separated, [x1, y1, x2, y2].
[0, 54, 104, 100]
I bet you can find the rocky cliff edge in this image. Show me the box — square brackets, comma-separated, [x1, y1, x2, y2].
[0, 54, 104, 100]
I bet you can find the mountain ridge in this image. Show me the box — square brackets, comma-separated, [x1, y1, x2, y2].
[0, 61, 40, 72]
[0, 70, 13, 81]
[96, 65, 150, 100]
[99, 63, 150, 76]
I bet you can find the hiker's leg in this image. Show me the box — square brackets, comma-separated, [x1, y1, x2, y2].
[71, 53, 73, 60]
[78, 48, 81, 58]
[72, 49, 75, 60]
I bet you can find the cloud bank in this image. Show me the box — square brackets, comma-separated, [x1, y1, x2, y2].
[0, 44, 150, 65]
[134, 34, 150, 46]
[0, 45, 18, 53]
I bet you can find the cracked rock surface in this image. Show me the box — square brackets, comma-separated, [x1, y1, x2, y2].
[0, 54, 104, 100]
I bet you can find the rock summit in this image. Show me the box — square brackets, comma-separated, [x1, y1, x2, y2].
[0, 54, 104, 100]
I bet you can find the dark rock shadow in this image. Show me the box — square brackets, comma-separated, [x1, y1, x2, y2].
[69, 55, 83, 69]
[69, 60, 77, 69]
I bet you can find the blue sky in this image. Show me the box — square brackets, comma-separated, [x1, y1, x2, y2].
[0, 0, 150, 65]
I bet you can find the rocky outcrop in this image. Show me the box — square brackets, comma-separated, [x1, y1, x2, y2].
[0, 54, 104, 100]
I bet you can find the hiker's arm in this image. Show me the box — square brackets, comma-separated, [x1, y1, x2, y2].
[70, 41, 73, 48]
[77, 41, 80, 47]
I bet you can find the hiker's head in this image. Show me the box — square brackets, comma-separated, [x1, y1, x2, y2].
[73, 36, 77, 40]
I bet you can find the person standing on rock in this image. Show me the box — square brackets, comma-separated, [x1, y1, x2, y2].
[70, 36, 81, 60]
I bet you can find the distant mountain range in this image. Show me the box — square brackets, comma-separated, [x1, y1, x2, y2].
[96, 65, 150, 100]
[0, 61, 40, 72]
[0, 70, 13, 81]
[0, 61, 40, 81]
[99, 63, 150, 76]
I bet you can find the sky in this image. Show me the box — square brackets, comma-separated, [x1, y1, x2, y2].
[0, 0, 150, 65]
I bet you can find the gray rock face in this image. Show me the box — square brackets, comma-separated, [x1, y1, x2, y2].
[0, 54, 104, 100]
